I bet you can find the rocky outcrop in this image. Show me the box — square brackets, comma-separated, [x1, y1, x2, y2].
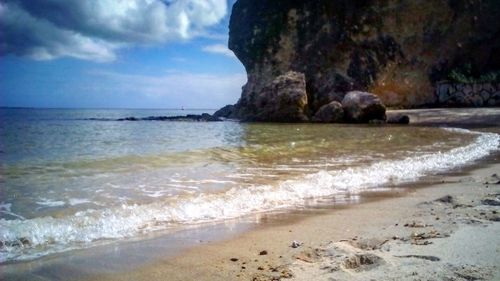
[235, 71, 309, 122]
[107, 114, 222, 122]
[228, 0, 500, 120]
[213, 104, 236, 119]
[312, 101, 344, 123]
[342, 91, 386, 123]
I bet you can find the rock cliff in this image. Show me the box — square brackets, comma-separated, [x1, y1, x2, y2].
[228, 0, 500, 121]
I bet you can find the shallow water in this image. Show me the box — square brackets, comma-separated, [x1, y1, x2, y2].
[0, 108, 498, 263]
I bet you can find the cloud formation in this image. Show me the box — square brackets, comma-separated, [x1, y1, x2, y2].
[202, 43, 235, 58]
[89, 70, 246, 108]
[0, 0, 228, 61]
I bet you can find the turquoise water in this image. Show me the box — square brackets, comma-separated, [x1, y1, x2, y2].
[0, 108, 498, 263]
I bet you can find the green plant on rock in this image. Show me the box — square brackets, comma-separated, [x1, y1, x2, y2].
[448, 64, 500, 83]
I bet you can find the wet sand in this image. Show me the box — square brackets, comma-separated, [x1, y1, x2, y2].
[77, 162, 499, 281]
[2, 108, 500, 281]
[389, 107, 500, 128]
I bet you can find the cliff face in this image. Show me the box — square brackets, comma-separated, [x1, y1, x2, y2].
[228, 0, 500, 120]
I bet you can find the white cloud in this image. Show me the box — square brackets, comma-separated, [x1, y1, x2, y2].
[89, 70, 247, 108]
[202, 43, 236, 58]
[0, 0, 229, 61]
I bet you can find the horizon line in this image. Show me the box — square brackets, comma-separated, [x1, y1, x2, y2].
[0, 106, 220, 110]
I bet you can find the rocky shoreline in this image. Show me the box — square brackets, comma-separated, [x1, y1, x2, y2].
[86, 113, 224, 122]
[213, 71, 409, 124]
[227, 0, 500, 116]
[214, 71, 393, 123]
[87, 87, 410, 124]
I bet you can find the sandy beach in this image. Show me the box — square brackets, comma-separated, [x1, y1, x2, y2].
[85, 108, 500, 281]
[82, 163, 500, 281]
[3, 1, 500, 280]
[3, 108, 500, 281]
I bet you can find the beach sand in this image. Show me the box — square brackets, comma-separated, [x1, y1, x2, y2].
[82, 162, 500, 281]
[3, 108, 500, 281]
[80, 108, 499, 281]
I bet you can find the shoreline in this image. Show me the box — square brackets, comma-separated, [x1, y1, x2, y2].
[389, 108, 500, 128]
[2, 108, 500, 281]
[86, 155, 500, 281]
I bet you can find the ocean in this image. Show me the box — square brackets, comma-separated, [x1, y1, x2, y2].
[0, 108, 499, 263]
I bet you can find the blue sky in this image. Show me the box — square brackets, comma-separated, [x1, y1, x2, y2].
[0, 0, 246, 109]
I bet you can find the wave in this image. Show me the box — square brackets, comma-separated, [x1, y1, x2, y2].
[0, 128, 498, 263]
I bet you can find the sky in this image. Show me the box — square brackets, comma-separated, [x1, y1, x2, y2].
[0, 0, 246, 109]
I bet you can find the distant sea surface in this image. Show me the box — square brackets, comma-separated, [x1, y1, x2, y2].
[0, 108, 498, 263]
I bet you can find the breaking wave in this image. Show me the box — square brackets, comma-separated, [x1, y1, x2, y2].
[0, 128, 498, 263]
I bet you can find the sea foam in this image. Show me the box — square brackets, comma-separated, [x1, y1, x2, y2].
[0, 128, 498, 263]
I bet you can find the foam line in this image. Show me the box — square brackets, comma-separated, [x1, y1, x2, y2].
[0, 128, 498, 263]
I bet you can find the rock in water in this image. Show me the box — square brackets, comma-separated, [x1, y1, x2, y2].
[312, 101, 344, 123]
[387, 114, 410, 124]
[213, 104, 235, 119]
[244, 71, 309, 122]
[342, 91, 386, 123]
[116, 114, 221, 122]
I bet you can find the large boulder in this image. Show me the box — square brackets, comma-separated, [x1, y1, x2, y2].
[247, 71, 309, 122]
[342, 91, 386, 122]
[312, 101, 344, 123]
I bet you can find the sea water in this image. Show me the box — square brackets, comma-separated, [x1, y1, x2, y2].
[0, 108, 498, 263]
